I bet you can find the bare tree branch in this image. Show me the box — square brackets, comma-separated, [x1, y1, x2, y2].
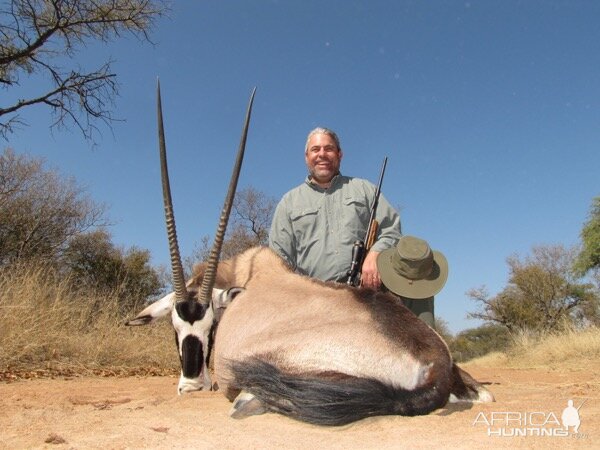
[0, 0, 168, 142]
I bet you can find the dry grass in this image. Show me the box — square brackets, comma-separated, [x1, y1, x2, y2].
[3, 263, 599, 380]
[465, 325, 600, 371]
[0, 263, 178, 379]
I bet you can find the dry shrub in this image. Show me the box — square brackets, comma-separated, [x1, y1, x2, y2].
[508, 326, 600, 369]
[465, 325, 600, 370]
[0, 262, 178, 376]
[8, 260, 597, 378]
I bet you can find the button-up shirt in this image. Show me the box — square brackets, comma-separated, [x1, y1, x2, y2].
[269, 174, 402, 282]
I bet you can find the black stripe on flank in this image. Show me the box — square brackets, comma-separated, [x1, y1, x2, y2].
[353, 289, 447, 358]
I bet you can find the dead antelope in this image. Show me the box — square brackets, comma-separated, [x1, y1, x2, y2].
[127, 84, 494, 426]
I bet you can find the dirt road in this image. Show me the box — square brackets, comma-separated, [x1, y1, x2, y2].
[1, 365, 597, 449]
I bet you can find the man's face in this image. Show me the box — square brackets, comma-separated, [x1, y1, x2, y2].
[305, 133, 343, 186]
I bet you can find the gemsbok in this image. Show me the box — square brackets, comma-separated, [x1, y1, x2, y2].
[127, 84, 494, 426]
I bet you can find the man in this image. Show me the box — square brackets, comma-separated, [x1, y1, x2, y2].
[268, 127, 401, 289]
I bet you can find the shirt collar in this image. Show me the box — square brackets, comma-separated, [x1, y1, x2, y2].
[306, 173, 342, 192]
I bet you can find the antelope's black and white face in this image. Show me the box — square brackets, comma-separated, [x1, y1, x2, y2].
[132, 83, 255, 395]
[126, 287, 239, 394]
[171, 297, 214, 393]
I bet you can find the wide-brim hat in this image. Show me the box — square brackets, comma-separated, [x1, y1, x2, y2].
[377, 235, 448, 299]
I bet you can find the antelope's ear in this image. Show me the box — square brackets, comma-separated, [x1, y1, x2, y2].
[125, 292, 176, 326]
[213, 287, 245, 310]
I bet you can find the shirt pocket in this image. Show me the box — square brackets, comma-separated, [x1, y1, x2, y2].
[342, 196, 371, 238]
[290, 207, 320, 244]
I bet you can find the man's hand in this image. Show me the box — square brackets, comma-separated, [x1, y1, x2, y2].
[361, 250, 381, 289]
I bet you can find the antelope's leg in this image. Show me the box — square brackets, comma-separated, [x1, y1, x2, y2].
[229, 391, 268, 419]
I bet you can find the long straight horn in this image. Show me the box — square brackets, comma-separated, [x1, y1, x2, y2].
[157, 79, 191, 302]
[197, 87, 257, 304]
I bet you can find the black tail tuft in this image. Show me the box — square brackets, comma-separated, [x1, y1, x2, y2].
[228, 358, 449, 426]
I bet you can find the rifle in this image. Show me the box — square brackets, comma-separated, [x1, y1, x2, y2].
[346, 156, 388, 287]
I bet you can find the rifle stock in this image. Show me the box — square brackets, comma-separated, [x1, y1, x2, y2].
[365, 220, 378, 251]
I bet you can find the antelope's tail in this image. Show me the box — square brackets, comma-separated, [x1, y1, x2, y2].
[228, 358, 451, 426]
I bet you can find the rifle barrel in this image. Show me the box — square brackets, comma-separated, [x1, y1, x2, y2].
[346, 156, 388, 286]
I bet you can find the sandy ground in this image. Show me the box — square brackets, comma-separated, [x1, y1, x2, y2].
[1, 364, 598, 450]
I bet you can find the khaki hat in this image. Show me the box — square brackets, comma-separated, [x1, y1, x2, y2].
[377, 235, 448, 299]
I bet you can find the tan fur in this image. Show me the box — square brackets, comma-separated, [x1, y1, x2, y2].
[192, 247, 451, 394]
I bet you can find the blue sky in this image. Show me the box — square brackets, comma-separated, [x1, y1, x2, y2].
[5, 1, 599, 333]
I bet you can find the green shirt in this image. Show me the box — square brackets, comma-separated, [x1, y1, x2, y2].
[269, 174, 402, 282]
